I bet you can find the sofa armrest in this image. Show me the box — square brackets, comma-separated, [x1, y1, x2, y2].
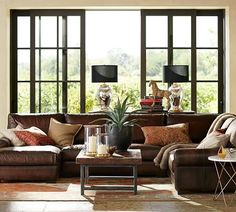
[174, 148, 218, 166]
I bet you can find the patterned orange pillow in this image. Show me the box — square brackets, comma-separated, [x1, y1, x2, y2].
[15, 131, 55, 146]
[142, 123, 191, 146]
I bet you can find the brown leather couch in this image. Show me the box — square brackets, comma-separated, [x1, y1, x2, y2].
[167, 114, 236, 194]
[1, 112, 222, 194]
[5, 113, 167, 180]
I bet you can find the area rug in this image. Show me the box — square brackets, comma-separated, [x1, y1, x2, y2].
[0, 178, 178, 201]
[0, 177, 236, 210]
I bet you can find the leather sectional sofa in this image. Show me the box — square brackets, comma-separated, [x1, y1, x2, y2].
[1, 112, 231, 194]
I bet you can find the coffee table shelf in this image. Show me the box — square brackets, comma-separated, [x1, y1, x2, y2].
[76, 149, 142, 195]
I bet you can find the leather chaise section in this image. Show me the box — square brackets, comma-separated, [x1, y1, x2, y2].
[0, 146, 60, 166]
[174, 148, 218, 166]
[0, 166, 59, 182]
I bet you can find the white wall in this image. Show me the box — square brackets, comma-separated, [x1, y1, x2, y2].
[0, 0, 235, 128]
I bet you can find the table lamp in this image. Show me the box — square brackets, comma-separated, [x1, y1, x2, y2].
[92, 65, 118, 110]
[163, 65, 189, 112]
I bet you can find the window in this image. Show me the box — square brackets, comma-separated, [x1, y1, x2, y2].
[141, 9, 224, 113]
[11, 9, 225, 114]
[10, 10, 85, 113]
[85, 11, 140, 111]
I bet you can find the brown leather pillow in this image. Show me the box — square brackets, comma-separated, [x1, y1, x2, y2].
[48, 118, 82, 147]
[142, 123, 191, 146]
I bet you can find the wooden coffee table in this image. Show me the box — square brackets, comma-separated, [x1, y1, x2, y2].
[76, 149, 142, 195]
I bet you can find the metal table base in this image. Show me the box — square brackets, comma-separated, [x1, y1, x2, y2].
[213, 161, 236, 206]
[208, 155, 236, 206]
[80, 164, 138, 195]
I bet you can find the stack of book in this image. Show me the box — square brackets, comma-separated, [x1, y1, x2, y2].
[140, 96, 163, 112]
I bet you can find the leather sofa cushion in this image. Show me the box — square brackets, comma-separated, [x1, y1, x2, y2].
[8, 113, 65, 134]
[0, 137, 12, 148]
[0, 146, 60, 166]
[61, 144, 84, 161]
[65, 113, 107, 144]
[65, 113, 166, 144]
[167, 113, 218, 143]
[129, 143, 161, 161]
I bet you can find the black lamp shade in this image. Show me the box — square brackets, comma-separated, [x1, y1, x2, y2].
[92, 65, 118, 83]
[163, 65, 189, 83]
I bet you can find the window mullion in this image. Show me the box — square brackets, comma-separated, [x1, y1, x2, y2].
[56, 16, 59, 113]
[218, 11, 224, 113]
[38, 16, 42, 113]
[62, 16, 68, 113]
[168, 15, 173, 66]
[30, 14, 36, 113]
[191, 13, 197, 112]
[141, 11, 146, 98]
[10, 11, 18, 112]
[80, 11, 86, 113]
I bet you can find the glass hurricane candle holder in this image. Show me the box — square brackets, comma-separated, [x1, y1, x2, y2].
[96, 132, 109, 157]
[84, 125, 102, 156]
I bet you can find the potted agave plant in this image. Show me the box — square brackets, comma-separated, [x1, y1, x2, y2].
[92, 96, 140, 150]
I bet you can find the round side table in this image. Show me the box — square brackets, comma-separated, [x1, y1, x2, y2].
[208, 155, 236, 206]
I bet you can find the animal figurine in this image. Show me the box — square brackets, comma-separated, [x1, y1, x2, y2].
[149, 80, 171, 109]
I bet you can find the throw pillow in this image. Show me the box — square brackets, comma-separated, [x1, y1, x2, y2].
[142, 123, 191, 146]
[15, 129, 55, 146]
[225, 119, 236, 147]
[197, 129, 230, 149]
[48, 118, 82, 147]
[0, 126, 25, 146]
[212, 128, 227, 135]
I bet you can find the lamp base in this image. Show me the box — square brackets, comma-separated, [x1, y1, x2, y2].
[96, 83, 112, 110]
[169, 107, 183, 113]
[168, 83, 183, 113]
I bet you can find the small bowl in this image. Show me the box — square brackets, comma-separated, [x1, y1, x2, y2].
[107, 146, 117, 155]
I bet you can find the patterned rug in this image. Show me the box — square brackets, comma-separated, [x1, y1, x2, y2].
[0, 178, 176, 201]
[0, 177, 236, 210]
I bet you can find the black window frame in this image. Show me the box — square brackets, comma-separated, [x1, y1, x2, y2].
[10, 9, 86, 113]
[141, 9, 225, 113]
[10, 9, 225, 114]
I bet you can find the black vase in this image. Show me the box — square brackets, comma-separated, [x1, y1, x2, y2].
[108, 125, 132, 150]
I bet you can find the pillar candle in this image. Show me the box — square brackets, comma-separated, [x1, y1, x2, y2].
[97, 144, 107, 155]
[88, 136, 97, 153]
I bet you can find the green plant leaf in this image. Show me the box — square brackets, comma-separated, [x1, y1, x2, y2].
[90, 96, 142, 131]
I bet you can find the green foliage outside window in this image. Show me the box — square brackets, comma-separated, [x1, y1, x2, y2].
[18, 48, 218, 114]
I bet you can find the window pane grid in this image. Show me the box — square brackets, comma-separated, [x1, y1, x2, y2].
[12, 10, 84, 113]
[142, 9, 224, 113]
[11, 9, 223, 114]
